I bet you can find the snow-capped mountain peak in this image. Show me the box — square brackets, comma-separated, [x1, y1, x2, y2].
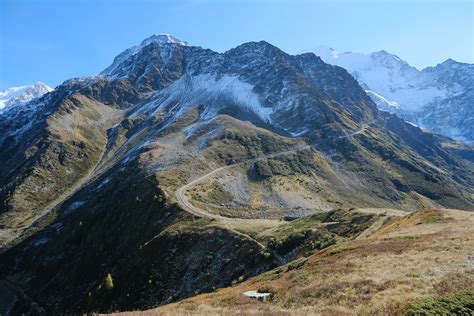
[101, 34, 190, 77]
[0, 81, 52, 111]
[310, 46, 474, 142]
[140, 33, 190, 47]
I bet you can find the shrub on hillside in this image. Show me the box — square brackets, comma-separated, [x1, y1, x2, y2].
[405, 291, 474, 315]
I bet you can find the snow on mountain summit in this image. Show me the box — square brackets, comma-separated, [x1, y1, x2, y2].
[0, 81, 52, 112]
[101, 34, 190, 77]
[0, 86, 28, 108]
[140, 34, 190, 47]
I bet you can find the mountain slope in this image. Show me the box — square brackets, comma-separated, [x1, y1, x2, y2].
[311, 47, 474, 142]
[154, 208, 474, 315]
[0, 35, 473, 314]
[1, 34, 472, 246]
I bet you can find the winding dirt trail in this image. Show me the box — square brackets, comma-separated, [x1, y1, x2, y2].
[175, 120, 374, 222]
[174, 120, 374, 262]
[175, 145, 313, 263]
[175, 145, 311, 220]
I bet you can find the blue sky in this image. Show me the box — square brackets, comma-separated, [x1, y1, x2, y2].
[0, 0, 472, 89]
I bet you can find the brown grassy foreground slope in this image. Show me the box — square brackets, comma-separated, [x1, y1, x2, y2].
[111, 208, 473, 315]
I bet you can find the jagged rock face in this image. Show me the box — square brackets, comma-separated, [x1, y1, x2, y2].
[311, 47, 474, 142]
[101, 39, 378, 137]
[102, 42, 187, 93]
[412, 60, 474, 142]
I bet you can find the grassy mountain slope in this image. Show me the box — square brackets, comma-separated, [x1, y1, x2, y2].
[0, 89, 122, 246]
[153, 208, 474, 315]
[0, 157, 380, 314]
[145, 111, 473, 216]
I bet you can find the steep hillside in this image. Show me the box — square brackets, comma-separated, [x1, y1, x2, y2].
[0, 158, 379, 314]
[0, 162, 271, 314]
[153, 209, 474, 315]
[0, 79, 130, 246]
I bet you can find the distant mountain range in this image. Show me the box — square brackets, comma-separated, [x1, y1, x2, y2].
[0, 34, 472, 314]
[310, 47, 474, 143]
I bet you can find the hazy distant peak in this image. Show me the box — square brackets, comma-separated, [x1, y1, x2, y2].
[0, 81, 52, 111]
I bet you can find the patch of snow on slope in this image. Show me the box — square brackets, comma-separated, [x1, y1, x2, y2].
[137, 74, 273, 123]
[33, 237, 49, 247]
[184, 122, 202, 140]
[97, 177, 112, 189]
[406, 121, 419, 127]
[6, 121, 33, 138]
[365, 90, 400, 112]
[141, 33, 190, 47]
[64, 201, 86, 215]
[289, 128, 309, 137]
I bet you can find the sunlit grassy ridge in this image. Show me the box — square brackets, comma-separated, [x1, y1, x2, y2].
[152, 209, 474, 315]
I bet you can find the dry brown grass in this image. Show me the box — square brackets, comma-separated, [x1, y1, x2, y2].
[102, 112, 473, 315]
[132, 208, 474, 315]
[374, 209, 449, 236]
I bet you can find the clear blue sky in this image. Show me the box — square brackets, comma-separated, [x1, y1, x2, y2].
[0, 0, 472, 89]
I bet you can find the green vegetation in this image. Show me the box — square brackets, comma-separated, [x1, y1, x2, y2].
[251, 149, 317, 180]
[104, 273, 114, 290]
[405, 291, 474, 315]
[265, 212, 329, 243]
[384, 235, 419, 241]
[260, 209, 375, 259]
[261, 252, 272, 260]
[286, 257, 307, 271]
[206, 183, 234, 204]
[323, 245, 355, 257]
[292, 270, 311, 282]
[425, 215, 446, 224]
[192, 182, 233, 205]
